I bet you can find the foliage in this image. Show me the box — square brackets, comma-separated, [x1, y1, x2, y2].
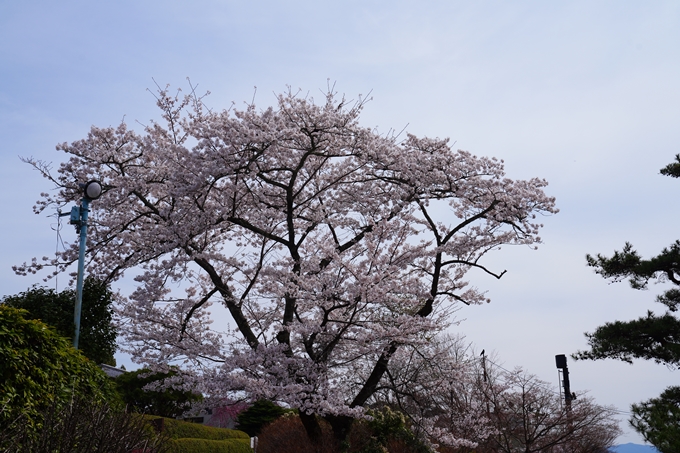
[630, 386, 680, 453]
[235, 399, 289, 437]
[115, 368, 203, 418]
[660, 153, 680, 178]
[363, 407, 431, 453]
[0, 394, 166, 453]
[574, 156, 680, 450]
[156, 416, 249, 440]
[573, 311, 680, 365]
[18, 85, 557, 443]
[168, 438, 250, 453]
[147, 417, 249, 453]
[0, 306, 118, 431]
[257, 414, 339, 453]
[2, 277, 118, 365]
[575, 239, 680, 365]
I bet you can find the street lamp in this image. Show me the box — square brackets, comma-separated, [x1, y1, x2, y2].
[555, 354, 574, 410]
[67, 180, 102, 350]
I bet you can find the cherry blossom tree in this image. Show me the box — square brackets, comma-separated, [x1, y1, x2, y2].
[18, 85, 557, 444]
[366, 335, 620, 452]
[368, 334, 493, 449]
[477, 369, 620, 453]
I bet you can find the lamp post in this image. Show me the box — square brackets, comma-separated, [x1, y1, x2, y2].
[68, 180, 102, 350]
[555, 354, 573, 411]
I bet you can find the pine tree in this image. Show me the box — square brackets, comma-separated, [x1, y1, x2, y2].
[574, 154, 680, 453]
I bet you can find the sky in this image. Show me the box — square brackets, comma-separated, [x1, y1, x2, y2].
[1, 1, 678, 445]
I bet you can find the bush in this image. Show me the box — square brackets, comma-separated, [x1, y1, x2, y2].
[168, 438, 251, 453]
[256, 410, 432, 453]
[154, 417, 250, 440]
[0, 396, 167, 453]
[257, 414, 339, 453]
[0, 306, 118, 430]
[364, 407, 431, 453]
[146, 417, 249, 453]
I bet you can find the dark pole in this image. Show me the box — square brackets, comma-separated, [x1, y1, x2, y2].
[555, 354, 573, 410]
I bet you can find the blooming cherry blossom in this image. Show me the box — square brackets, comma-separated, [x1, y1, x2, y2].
[19, 86, 557, 442]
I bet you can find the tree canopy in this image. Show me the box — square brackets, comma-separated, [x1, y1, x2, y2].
[18, 86, 557, 444]
[2, 277, 118, 365]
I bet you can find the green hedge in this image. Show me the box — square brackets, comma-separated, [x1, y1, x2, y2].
[153, 417, 249, 440]
[169, 438, 251, 453]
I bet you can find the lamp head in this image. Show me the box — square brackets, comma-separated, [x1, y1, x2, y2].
[82, 180, 102, 200]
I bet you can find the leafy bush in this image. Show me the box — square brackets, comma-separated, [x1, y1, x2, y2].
[257, 414, 339, 453]
[631, 386, 680, 453]
[364, 407, 431, 453]
[146, 417, 249, 453]
[155, 417, 249, 440]
[256, 410, 432, 453]
[168, 438, 250, 453]
[0, 306, 118, 430]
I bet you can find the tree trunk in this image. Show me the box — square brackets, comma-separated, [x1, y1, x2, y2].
[299, 411, 323, 446]
[326, 414, 354, 444]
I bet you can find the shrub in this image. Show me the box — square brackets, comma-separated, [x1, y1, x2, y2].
[0, 396, 167, 453]
[154, 416, 250, 440]
[168, 438, 251, 453]
[256, 410, 432, 453]
[364, 407, 431, 453]
[257, 414, 339, 453]
[0, 306, 118, 430]
[146, 417, 250, 453]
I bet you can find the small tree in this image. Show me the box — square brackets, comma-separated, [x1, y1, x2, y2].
[478, 369, 620, 453]
[114, 368, 203, 418]
[2, 277, 118, 365]
[206, 401, 248, 428]
[235, 399, 288, 437]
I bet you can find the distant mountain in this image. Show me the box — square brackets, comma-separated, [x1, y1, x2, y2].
[611, 443, 660, 453]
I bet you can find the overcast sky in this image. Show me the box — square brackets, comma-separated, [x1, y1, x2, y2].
[1, 1, 678, 445]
